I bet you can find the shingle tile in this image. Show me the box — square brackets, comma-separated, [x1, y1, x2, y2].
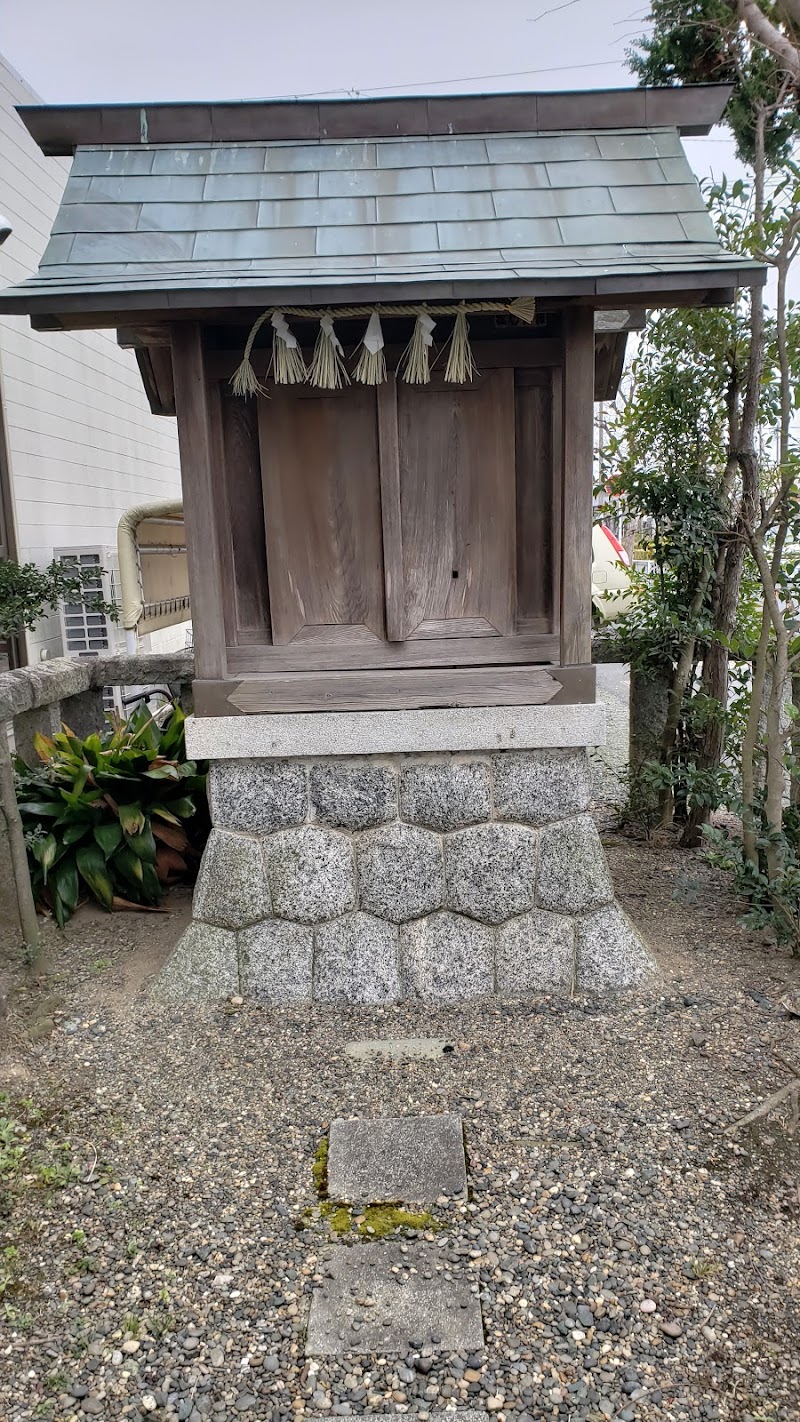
[320, 167, 435, 197]
[69, 230, 196, 263]
[53, 202, 142, 234]
[659, 156, 695, 181]
[72, 147, 156, 177]
[596, 133, 658, 159]
[86, 173, 206, 202]
[209, 146, 269, 173]
[266, 141, 376, 171]
[151, 148, 212, 174]
[610, 183, 704, 214]
[40, 234, 75, 266]
[317, 222, 439, 256]
[492, 186, 614, 219]
[433, 162, 548, 192]
[558, 212, 687, 244]
[487, 133, 600, 162]
[193, 227, 316, 260]
[437, 217, 562, 250]
[679, 211, 719, 241]
[376, 191, 494, 223]
[377, 137, 488, 167]
[545, 157, 666, 186]
[258, 196, 374, 227]
[138, 200, 258, 231]
[203, 170, 318, 200]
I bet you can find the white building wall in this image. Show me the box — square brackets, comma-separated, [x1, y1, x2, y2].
[0, 53, 182, 662]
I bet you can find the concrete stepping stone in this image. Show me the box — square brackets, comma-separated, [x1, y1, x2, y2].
[344, 1038, 454, 1061]
[327, 1113, 466, 1203]
[306, 1242, 483, 1355]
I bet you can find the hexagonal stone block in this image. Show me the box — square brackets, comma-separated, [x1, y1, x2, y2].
[357, 824, 443, 923]
[309, 761, 397, 831]
[536, 814, 614, 914]
[152, 922, 238, 1001]
[444, 822, 537, 924]
[208, 759, 307, 833]
[266, 826, 355, 924]
[314, 913, 400, 1003]
[496, 909, 575, 996]
[239, 920, 313, 1003]
[400, 912, 494, 1002]
[576, 904, 657, 992]
[492, 748, 591, 825]
[192, 828, 271, 929]
[400, 759, 490, 831]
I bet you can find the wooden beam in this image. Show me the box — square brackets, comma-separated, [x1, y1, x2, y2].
[560, 307, 594, 667]
[377, 376, 407, 642]
[171, 323, 227, 681]
[194, 663, 595, 716]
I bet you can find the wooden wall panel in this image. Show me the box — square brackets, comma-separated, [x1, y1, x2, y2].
[515, 368, 554, 630]
[560, 308, 594, 666]
[257, 385, 385, 646]
[396, 370, 516, 639]
[219, 392, 271, 641]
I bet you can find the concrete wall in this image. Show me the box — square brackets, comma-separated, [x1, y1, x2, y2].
[0, 53, 183, 662]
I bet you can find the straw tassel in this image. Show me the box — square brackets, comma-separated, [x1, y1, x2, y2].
[230, 310, 270, 397]
[507, 295, 537, 324]
[268, 310, 307, 384]
[443, 304, 478, 383]
[399, 308, 436, 384]
[308, 312, 350, 389]
[353, 310, 386, 385]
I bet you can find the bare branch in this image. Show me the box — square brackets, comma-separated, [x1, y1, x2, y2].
[737, 0, 800, 81]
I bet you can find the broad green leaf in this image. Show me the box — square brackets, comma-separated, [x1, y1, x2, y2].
[164, 796, 195, 819]
[126, 826, 157, 864]
[62, 823, 90, 847]
[151, 805, 181, 825]
[114, 845, 144, 890]
[118, 802, 146, 836]
[94, 823, 123, 857]
[140, 862, 162, 905]
[52, 854, 79, 917]
[32, 732, 57, 762]
[31, 833, 58, 880]
[76, 844, 113, 912]
[16, 801, 61, 818]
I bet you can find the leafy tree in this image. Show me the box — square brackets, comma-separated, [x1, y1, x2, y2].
[0, 557, 117, 644]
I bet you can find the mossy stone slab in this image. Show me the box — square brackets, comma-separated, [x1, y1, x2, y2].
[306, 1241, 483, 1355]
[327, 1113, 466, 1204]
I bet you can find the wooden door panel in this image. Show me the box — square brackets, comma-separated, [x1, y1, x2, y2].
[257, 385, 385, 646]
[515, 368, 556, 631]
[395, 370, 516, 640]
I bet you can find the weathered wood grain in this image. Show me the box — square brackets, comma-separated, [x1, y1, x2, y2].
[560, 307, 594, 666]
[227, 665, 560, 714]
[171, 323, 227, 681]
[257, 384, 385, 646]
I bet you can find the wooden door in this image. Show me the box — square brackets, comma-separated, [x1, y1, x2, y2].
[390, 370, 516, 641]
[257, 385, 385, 646]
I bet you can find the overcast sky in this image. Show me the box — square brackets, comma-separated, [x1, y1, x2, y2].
[3, 0, 740, 183]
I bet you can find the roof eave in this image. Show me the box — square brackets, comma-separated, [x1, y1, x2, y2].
[18, 84, 734, 156]
[0, 263, 766, 331]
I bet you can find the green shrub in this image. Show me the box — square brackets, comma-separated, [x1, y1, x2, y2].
[15, 704, 207, 926]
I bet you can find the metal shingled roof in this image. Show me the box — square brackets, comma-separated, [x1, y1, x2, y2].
[1, 127, 755, 306]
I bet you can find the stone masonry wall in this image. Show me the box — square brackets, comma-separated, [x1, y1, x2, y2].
[156, 749, 657, 1003]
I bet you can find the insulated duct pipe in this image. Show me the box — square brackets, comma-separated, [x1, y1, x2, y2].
[116, 498, 184, 638]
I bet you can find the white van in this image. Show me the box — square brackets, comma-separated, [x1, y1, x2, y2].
[592, 523, 633, 621]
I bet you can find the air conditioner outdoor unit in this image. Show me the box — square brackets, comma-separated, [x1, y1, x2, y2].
[55, 546, 124, 715]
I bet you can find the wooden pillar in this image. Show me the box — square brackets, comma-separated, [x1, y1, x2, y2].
[560, 306, 594, 669]
[171, 323, 227, 687]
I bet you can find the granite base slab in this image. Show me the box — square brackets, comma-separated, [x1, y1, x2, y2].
[306, 1242, 483, 1355]
[327, 1114, 466, 1203]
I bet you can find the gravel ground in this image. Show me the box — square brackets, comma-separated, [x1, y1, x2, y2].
[1, 834, 799, 1422]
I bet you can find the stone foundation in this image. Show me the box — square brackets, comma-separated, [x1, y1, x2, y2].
[156, 734, 656, 1002]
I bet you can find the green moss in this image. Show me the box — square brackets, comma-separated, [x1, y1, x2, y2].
[357, 1205, 438, 1238]
[319, 1200, 352, 1234]
[312, 1136, 329, 1198]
